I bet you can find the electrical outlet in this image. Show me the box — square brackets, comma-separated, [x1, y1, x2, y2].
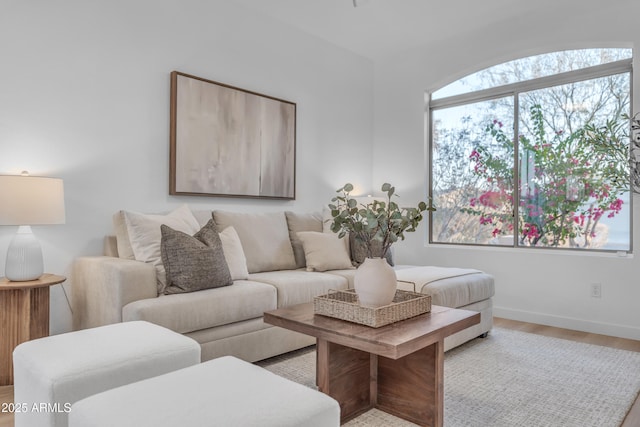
[590, 283, 602, 298]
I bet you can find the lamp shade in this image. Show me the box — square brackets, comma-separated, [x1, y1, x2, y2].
[0, 175, 65, 225]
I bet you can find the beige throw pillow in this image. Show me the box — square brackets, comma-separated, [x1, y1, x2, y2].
[122, 204, 201, 294]
[219, 226, 249, 280]
[297, 231, 354, 272]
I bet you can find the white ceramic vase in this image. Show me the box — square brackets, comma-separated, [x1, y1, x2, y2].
[354, 257, 397, 307]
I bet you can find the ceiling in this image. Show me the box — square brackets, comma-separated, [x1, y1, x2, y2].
[234, 0, 579, 61]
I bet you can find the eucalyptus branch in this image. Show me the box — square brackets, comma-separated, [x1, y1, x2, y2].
[329, 183, 432, 259]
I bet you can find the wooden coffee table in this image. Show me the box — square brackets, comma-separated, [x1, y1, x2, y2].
[264, 303, 480, 426]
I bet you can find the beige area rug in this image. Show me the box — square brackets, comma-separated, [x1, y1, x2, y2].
[257, 327, 640, 427]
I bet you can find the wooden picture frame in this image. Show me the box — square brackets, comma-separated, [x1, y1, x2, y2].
[170, 71, 296, 199]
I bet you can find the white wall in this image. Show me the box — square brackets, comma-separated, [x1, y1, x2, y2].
[0, 0, 374, 334]
[373, 0, 640, 339]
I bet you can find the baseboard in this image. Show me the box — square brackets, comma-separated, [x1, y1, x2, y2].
[493, 306, 640, 341]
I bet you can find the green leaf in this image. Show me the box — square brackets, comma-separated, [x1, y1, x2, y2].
[387, 186, 395, 198]
[326, 182, 427, 254]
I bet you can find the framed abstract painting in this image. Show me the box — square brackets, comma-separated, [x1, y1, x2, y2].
[170, 71, 296, 199]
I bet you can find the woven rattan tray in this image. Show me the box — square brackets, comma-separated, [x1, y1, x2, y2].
[313, 289, 431, 328]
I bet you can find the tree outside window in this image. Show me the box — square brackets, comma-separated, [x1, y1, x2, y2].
[430, 49, 631, 251]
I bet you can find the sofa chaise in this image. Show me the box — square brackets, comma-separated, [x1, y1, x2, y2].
[72, 205, 494, 363]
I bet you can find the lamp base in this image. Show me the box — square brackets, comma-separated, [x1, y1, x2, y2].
[5, 226, 44, 281]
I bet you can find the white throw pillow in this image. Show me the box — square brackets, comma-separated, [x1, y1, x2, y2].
[297, 231, 354, 272]
[219, 226, 249, 280]
[122, 204, 201, 294]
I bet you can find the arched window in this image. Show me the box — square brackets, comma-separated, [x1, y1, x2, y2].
[429, 48, 632, 252]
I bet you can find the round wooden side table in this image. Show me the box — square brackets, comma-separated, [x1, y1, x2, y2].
[0, 273, 66, 386]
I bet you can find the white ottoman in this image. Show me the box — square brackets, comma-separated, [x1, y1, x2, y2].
[69, 356, 340, 427]
[13, 321, 201, 427]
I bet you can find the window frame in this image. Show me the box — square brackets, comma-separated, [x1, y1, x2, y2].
[428, 57, 633, 252]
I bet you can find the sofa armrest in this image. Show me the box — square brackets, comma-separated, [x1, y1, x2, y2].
[72, 256, 157, 330]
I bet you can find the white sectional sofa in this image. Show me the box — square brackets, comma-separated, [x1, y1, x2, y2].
[72, 206, 494, 363]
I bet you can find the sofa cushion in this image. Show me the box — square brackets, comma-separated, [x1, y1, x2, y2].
[285, 211, 323, 269]
[123, 281, 277, 334]
[119, 205, 201, 294]
[161, 220, 233, 295]
[213, 211, 296, 273]
[395, 266, 495, 307]
[323, 269, 357, 289]
[219, 226, 249, 280]
[297, 232, 353, 272]
[248, 270, 349, 307]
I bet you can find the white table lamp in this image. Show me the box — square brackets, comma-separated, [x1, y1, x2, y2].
[0, 172, 65, 281]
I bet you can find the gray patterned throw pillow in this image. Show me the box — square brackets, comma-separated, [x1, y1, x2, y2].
[161, 219, 233, 294]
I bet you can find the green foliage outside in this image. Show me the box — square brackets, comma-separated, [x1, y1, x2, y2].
[462, 105, 629, 248]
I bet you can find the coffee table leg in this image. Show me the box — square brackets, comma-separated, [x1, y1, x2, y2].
[376, 340, 444, 427]
[316, 338, 373, 422]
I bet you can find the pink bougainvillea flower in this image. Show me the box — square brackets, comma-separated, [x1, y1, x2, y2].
[478, 191, 502, 209]
[607, 198, 624, 218]
[479, 215, 493, 225]
[522, 223, 540, 241]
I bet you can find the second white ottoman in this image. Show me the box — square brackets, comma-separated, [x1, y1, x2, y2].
[13, 321, 201, 427]
[69, 356, 340, 427]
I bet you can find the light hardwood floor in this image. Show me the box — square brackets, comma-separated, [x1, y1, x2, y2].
[0, 318, 638, 427]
